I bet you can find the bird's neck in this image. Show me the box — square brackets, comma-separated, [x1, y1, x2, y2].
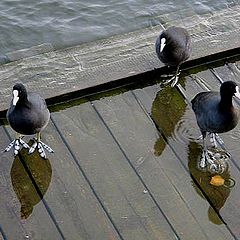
[15, 98, 31, 109]
[219, 96, 233, 111]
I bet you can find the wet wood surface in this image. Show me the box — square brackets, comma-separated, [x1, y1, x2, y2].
[51, 102, 178, 240]
[1, 125, 121, 240]
[0, 3, 240, 238]
[0, 127, 64, 240]
[0, 60, 240, 239]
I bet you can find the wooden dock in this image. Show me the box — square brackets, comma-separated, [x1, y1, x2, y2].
[0, 4, 240, 240]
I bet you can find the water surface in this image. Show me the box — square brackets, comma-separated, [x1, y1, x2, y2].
[0, 0, 238, 54]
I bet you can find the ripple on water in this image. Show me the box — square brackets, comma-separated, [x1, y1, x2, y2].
[0, 0, 238, 53]
[172, 106, 201, 145]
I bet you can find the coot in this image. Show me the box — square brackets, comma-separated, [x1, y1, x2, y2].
[155, 26, 191, 87]
[191, 81, 240, 168]
[4, 83, 53, 158]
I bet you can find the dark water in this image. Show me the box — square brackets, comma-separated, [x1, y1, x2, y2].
[0, 0, 238, 54]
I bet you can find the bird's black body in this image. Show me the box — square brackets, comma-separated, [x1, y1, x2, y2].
[155, 26, 191, 67]
[191, 81, 240, 172]
[7, 84, 50, 135]
[191, 81, 240, 136]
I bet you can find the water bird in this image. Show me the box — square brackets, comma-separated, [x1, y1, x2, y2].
[191, 81, 240, 169]
[155, 26, 191, 87]
[4, 83, 54, 158]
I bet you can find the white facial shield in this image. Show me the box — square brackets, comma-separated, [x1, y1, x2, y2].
[12, 90, 19, 106]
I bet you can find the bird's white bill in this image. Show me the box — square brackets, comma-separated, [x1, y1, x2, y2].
[235, 86, 240, 99]
[12, 90, 19, 105]
[160, 38, 166, 52]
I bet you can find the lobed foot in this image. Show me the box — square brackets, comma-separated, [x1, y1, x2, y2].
[4, 137, 30, 156]
[199, 149, 229, 174]
[170, 74, 179, 87]
[163, 73, 180, 87]
[29, 139, 54, 159]
[199, 150, 216, 169]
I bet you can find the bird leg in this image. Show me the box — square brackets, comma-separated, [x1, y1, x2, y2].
[209, 133, 231, 158]
[199, 133, 208, 168]
[209, 133, 225, 148]
[199, 133, 224, 148]
[29, 132, 54, 159]
[3, 133, 30, 156]
[199, 133, 217, 169]
[199, 133, 229, 173]
[170, 66, 180, 87]
[209, 133, 218, 148]
[162, 66, 180, 87]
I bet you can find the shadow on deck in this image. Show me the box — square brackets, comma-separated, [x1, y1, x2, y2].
[1, 3, 240, 238]
[1, 57, 240, 240]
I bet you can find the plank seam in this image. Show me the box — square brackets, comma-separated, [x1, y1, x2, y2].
[2, 126, 66, 240]
[130, 90, 212, 238]
[50, 116, 125, 240]
[0, 225, 7, 240]
[175, 76, 239, 240]
[90, 100, 181, 240]
[130, 90, 239, 236]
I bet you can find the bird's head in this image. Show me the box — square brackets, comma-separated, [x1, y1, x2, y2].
[12, 83, 28, 106]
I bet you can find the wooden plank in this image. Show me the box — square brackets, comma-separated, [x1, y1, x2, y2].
[92, 90, 235, 239]
[4, 122, 122, 240]
[0, 5, 240, 113]
[51, 102, 180, 240]
[36, 120, 122, 240]
[0, 225, 7, 240]
[176, 66, 240, 238]
[210, 63, 240, 84]
[0, 126, 64, 240]
[196, 66, 240, 234]
[0, 228, 6, 240]
[5, 43, 54, 62]
[132, 82, 237, 239]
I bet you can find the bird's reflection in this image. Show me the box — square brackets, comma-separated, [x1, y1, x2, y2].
[188, 141, 234, 225]
[152, 82, 187, 156]
[10, 140, 52, 219]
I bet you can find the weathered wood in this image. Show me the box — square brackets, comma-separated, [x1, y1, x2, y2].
[4, 123, 121, 240]
[0, 126, 64, 240]
[132, 83, 236, 239]
[51, 102, 180, 240]
[0, 4, 239, 239]
[172, 66, 240, 238]
[39, 120, 122, 240]
[5, 43, 54, 63]
[92, 90, 235, 239]
[0, 5, 240, 114]
[0, 226, 6, 240]
[210, 63, 240, 84]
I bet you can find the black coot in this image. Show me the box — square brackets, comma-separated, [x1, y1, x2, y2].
[191, 81, 240, 168]
[155, 26, 191, 87]
[4, 83, 54, 158]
